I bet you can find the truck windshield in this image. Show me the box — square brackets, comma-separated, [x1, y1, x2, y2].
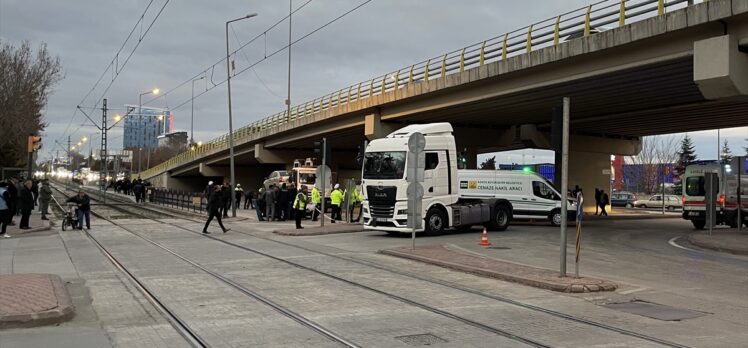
[363, 151, 406, 179]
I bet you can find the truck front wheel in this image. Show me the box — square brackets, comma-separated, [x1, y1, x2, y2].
[692, 220, 706, 230]
[488, 204, 511, 231]
[425, 207, 446, 235]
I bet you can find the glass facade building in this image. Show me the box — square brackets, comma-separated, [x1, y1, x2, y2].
[122, 105, 173, 149]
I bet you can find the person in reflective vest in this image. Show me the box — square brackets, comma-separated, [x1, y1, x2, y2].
[330, 183, 344, 223]
[311, 186, 321, 221]
[349, 186, 363, 222]
[293, 185, 309, 229]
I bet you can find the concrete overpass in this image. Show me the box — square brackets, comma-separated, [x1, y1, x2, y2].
[140, 0, 748, 196]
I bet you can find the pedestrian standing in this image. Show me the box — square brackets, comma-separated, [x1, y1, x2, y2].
[0, 182, 11, 238]
[6, 177, 18, 226]
[600, 190, 609, 216]
[594, 188, 601, 216]
[264, 185, 276, 221]
[278, 183, 289, 221]
[350, 184, 363, 222]
[39, 179, 52, 220]
[18, 179, 34, 230]
[293, 185, 309, 229]
[67, 190, 91, 230]
[256, 187, 266, 220]
[31, 179, 39, 207]
[311, 185, 321, 221]
[234, 184, 244, 209]
[330, 184, 343, 223]
[244, 189, 252, 209]
[203, 185, 230, 234]
[287, 185, 297, 220]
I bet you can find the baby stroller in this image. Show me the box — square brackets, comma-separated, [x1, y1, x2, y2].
[61, 203, 80, 231]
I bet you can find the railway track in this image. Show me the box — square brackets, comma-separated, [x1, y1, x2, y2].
[58, 182, 691, 347]
[51, 183, 360, 348]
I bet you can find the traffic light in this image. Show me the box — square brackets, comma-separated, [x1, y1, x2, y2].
[458, 149, 467, 169]
[27, 135, 42, 153]
[313, 138, 331, 164]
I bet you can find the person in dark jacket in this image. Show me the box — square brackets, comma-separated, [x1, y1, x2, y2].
[594, 188, 601, 216]
[67, 190, 92, 230]
[18, 179, 35, 229]
[133, 179, 145, 204]
[599, 189, 609, 216]
[244, 189, 253, 209]
[203, 185, 230, 234]
[0, 182, 11, 237]
[31, 179, 39, 207]
[6, 177, 18, 226]
[221, 183, 231, 217]
[277, 184, 290, 221]
[287, 185, 297, 220]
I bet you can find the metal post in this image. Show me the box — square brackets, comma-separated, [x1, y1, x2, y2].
[320, 138, 327, 227]
[560, 97, 570, 277]
[662, 164, 666, 215]
[226, 21, 237, 217]
[738, 157, 743, 231]
[286, 0, 292, 122]
[67, 136, 71, 171]
[101, 98, 108, 204]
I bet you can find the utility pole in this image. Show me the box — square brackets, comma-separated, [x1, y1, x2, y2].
[560, 97, 570, 277]
[286, 0, 292, 121]
[67, 136, 72, 171]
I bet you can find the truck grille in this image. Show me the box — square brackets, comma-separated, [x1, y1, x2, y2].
[370, 205, 394, 218]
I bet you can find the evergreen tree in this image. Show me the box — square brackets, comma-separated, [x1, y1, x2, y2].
[721, 139, 733, 164]
[673, 135, 697, 195]
[480, 156, 496, 170]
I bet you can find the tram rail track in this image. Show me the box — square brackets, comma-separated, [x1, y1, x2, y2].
[51, 183, 361, 348]
[60, 182, 692, 348]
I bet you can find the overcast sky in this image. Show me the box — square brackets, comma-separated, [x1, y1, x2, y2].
[1, 0, 745, 164]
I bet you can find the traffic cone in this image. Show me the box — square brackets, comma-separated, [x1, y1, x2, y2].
[478, 227, 491, 246]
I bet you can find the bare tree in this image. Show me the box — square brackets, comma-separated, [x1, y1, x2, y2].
[626, 135, 681, 194]
[0, 40, 63, 167]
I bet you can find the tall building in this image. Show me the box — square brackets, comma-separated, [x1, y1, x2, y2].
[122, 105, 173, 149]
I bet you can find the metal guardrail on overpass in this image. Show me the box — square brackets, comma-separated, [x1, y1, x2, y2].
[139, 0, 703, 180]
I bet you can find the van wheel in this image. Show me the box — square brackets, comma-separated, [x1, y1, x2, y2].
[692, 220, 706, 230]
[625, 203, 633, 208]
[549, 209, 562, 227]
[425, 207, 446, 235]
[488, 204, 511, 231]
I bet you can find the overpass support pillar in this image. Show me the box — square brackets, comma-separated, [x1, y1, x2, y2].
[364, 111, 398, 140]
[254, 143, 304, 164]
[568, 151, 613, 213]
[694, 34, 748, 99]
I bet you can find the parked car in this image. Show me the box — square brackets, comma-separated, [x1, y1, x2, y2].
[263, 170, 290, 190]
[633, 194, 682, 211]
[611, 192, 637, 208]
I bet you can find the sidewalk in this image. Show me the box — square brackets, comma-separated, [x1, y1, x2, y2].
[688, 229, 748, 255]
[3, 210, 52, 237]
[0, 274, 74, 328]
[274, 222, 364, 236]
[381, 244, 617, 293]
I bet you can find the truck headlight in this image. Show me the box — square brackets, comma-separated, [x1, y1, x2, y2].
[397, 209, 407, 215]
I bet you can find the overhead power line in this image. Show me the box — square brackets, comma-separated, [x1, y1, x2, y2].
[55, 0, 171, 152]
[149, 0, 373, 112]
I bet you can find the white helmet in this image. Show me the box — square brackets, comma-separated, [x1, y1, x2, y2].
[334, 183, 340, 189]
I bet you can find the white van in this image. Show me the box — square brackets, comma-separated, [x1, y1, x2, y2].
[458, 170, 575, 226]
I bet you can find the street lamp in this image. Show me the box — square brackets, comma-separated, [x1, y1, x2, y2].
[138, 88, 159, 173]
[191, 76, 205, 145]
[226, 12, 258, 217]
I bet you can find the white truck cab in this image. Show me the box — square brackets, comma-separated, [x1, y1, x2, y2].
[361, 123, 573, 234]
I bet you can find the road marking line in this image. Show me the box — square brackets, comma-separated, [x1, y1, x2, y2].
[619, 287, 648, 295]
[668, 236, 701, 252]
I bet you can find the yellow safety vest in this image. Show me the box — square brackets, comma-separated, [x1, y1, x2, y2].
[294, 192, 307, 210]
[331, 189, 343, 206]
[311, 187, 321, 204]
